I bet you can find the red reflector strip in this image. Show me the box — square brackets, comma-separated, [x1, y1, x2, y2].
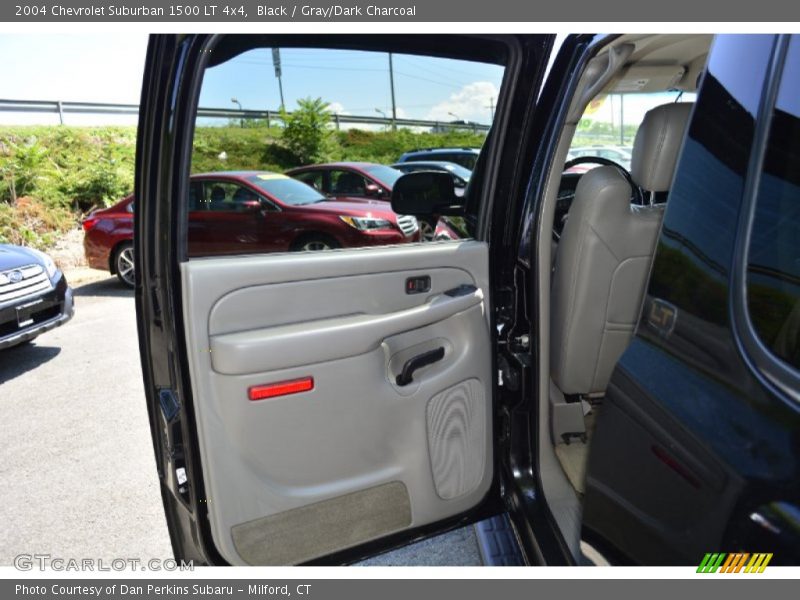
[248, 377, 314, 401]
[651, 444, 701, 489]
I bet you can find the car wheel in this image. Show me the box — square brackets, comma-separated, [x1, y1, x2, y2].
[419, 220, 436, 242]
[114, 242, 135, 288]
[292, 235, 340, 252]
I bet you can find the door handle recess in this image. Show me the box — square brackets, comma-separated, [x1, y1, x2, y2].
[396, 347, 445, 386]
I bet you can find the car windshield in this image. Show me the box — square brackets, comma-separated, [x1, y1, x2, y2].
[569, 91, 696, 167]
[439, 163, 472, 180]
[247, 174, 326, 205]
[414, 152, 479, 170]
[362, 165, 404, 187]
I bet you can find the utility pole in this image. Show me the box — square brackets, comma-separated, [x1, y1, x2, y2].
[486, 97, 495, 121]
[388, 52, 397, 131]
[619, 93, 625, 145]
[272, 48, 285, 110]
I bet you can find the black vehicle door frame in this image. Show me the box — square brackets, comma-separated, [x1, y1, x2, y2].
[499, 34, 621, 565]
[135, 33, 565, 565]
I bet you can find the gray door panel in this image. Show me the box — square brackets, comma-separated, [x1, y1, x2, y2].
[181, 241, 493, 564]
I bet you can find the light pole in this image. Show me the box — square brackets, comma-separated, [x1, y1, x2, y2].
[375, 108, 388, 131]
[231, 97, 243, 128]
[272, 48, 285, 110]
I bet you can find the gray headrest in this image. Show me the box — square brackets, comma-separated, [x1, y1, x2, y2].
[631, 103, 693, 192]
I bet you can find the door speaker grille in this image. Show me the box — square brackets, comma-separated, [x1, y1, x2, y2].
[426, 378, 485, 500]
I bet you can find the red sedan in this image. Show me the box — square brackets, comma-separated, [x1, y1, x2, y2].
[83, 171, 420, 286]
[287, 162, 460, 241]
[286, 162, 402, 203]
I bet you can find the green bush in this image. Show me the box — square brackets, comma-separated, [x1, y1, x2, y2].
[0, 137, 48, 201]
[280, 97, 340, 164]
[0, 127, 136, 213]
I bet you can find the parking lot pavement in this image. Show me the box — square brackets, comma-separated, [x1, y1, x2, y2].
[0, 276, 482, 567]
[0, 277, 173, 566]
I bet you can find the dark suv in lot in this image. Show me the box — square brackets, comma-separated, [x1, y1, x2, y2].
[396, 147, 481, 170]
[134, 33, 800, 566]
[0, 244, 73, 350]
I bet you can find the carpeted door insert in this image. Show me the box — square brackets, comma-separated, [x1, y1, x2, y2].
[231, 481, 412, 565]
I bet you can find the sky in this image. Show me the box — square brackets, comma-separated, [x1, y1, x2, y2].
[0, 34, 504, 126]
[0, 33, 693, 131]
[199, 47, 504, 124]
[0, 33, 149, 125]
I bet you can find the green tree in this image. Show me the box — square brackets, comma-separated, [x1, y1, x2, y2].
[280, 97, 338, 164]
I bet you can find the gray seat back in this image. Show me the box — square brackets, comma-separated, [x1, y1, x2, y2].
[550, 103, 693, 395]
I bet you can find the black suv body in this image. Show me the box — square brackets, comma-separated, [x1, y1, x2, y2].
[580, 35, 800, 565]
[135, 33, 800, 566]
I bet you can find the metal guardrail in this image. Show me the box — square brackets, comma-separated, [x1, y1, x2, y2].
[0, 98, 491, 132]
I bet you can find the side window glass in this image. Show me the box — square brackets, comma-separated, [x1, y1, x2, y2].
[204, 182, 250, 212]
[201, 182, 262, 212]
[746, 36, 800, 370]
[330, 170, 367, 196]
[188, 182, 204, 211]
[459, 155, 477, 170]
[205, 182, 227, 210]
[296, 171, 325, 193]
[188, 40, 506, 257]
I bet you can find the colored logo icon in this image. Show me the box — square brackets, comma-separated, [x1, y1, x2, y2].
[697, 553, 773, 573]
